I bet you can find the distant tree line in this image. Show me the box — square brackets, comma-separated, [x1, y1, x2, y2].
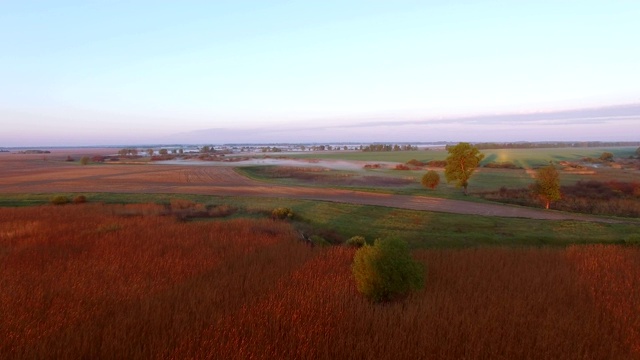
[362, 144, 418, 152]
[117, 148, 138, 156]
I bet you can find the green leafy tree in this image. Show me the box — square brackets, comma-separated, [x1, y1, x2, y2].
[352, 238, 424, 303]
[79, 156, 90, 165]
[444, 142, 485, 194]
[421, 170, 440, 189]
[531, 164, 561, 209]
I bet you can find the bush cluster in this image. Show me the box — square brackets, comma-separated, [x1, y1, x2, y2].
[406, 159, 426, 167]
[426, 160, 447, 168]
[394, 164, 411, 170]
[481, 180, 640, 217]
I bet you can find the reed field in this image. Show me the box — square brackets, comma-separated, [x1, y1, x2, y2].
[1, 204, 639, 359]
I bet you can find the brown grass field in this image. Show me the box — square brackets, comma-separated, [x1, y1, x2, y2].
[1, 204, 639, 359]
[0, 151, 624, 222]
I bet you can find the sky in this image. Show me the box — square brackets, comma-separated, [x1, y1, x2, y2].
[1, 0, 639, 146]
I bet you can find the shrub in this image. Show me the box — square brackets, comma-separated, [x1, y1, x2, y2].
[346, 236, 366, 247]
[79, 156, 90, 165]
[406, 159, 425, 167]
[421, 170, 440, 189]
[271, 207, 294, 220]
[426, 160, 447, 168]
[394, 164, 411, 170]
[51, 195, 70, 205]
[352, 238, 425, 302]
[73, 195, 87, 204]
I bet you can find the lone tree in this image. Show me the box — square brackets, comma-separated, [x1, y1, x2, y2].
[421, 170, 440, 189]
[352, 238, 424, 303]
[79, 156, 90, 165]
[444, 142, 485, 195]
[531, 164, 561, 209]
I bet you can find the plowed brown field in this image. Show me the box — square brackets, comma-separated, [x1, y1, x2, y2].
[0, 152, 623, 222]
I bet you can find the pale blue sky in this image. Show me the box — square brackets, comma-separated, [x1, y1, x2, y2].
[1, 1, 639, 146]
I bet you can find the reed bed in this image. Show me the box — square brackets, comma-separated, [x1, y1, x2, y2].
[1, 204, 637, 359]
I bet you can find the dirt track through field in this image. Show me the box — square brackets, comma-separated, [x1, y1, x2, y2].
[0, 159, 628, 223]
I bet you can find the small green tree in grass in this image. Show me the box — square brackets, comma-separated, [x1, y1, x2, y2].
[352, 238, 424, 303]
[421, 170, 440, 189]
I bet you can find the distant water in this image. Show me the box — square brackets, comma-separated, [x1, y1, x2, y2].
[158, 158, 371, 171]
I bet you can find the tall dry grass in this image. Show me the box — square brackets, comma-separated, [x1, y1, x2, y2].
[1, 204, 638, 359]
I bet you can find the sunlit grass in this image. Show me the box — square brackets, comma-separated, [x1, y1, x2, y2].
[0, 193, 637, 248]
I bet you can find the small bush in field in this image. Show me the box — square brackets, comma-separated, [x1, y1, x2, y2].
[421, 170, 440, 189]
[73, 195, 87, 204]
[394, 164, 411, 170]
[51, 195, 70, 205]
[271, 207, 294, 220]
[352, 238, 425, 303]
[346, 236, 366, 247]
[79, 156, 90, 165]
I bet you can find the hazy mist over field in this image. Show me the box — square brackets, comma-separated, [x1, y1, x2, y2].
[1, 1, 639, 146]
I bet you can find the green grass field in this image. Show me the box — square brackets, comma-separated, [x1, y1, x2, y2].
[2, 192, 638, 248]
[241, 147, 640, 196]
[288, 147, 638, 165]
